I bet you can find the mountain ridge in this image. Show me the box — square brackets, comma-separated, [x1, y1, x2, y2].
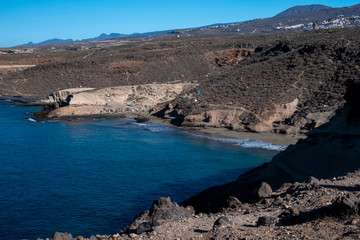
[274, 4, 333, 18]
[19, 30, 175, 47]
[14, 3, 360, 48]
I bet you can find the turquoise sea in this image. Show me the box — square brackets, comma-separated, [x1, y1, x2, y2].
[0, 101, 283, 239]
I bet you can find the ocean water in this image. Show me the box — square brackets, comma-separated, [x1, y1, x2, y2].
[0, 101, 283, 240]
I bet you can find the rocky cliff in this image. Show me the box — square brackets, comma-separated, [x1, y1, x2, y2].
[45, 83, 195, 118]
[28, 29, 360, 240]
[3, 29, 360, 135]
[153, 28, 360, 135]
[184, 80, 360, 213]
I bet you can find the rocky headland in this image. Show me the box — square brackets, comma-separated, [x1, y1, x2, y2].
[37, 70, 360, 240]
[1, 28, 360, 239]
[2, 28, 359, 137]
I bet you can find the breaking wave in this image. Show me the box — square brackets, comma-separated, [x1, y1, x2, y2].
[26, 118, 37, 122]
[133, 122, 174, 133]
[188, 134, 287, 151]
[133, 122, 286, 151]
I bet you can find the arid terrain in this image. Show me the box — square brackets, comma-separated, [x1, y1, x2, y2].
[1, 25, 360, 240]
[2, 28, 360, 135]
[41, 170, 360, 240]
[38, 77, 360, 240]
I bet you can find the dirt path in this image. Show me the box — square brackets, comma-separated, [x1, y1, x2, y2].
[0, 65, 36, 69]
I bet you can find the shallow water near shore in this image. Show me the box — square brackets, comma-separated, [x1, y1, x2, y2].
[0, 101, 282, 240]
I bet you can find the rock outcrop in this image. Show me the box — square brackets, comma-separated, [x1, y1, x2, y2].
[47, 88, 95, 107]
[184, 80, 360, 213]
[125, 197, 193, 234]
[46, 83, 194, 118]
[40, 169, 360, 240]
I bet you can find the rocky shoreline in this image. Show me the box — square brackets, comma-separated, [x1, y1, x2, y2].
[2, 28, 359, 239]
[33, 81, 360, 240]
[0, 93, 356, 239]
[40, 170, 360, 240]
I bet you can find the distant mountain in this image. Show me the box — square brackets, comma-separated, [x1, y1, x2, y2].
[126, 29, 174, 38]
[175, 3, 360, 37]
[21, 30, 174, 47]
[82, 33, 127, 41]
[17, 3, 360, 48]
[274, 4, 333, 18]
[25, 38, 74, 46]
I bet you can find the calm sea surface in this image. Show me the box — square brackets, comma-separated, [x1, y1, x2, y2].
[0, 101, 282, 240]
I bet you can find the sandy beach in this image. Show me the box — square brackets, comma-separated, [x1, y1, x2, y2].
[181, 127, 304, 146]
[45, 109, 305, 146]
[126, 112, 304, 146]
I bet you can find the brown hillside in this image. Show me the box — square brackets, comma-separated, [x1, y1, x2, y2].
[0, 35, 258, 97]
[1, 28, 360, 134]
[157, 28, 360, 134]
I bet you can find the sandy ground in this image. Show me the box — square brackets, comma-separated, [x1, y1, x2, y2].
[183, 127, 304, 146]
[46, 109, 303, 147]
[124, 112, 303, 146]
[0, 65, 36, 69]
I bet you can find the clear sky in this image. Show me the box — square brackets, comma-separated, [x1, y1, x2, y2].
[0, 0, 359, 47]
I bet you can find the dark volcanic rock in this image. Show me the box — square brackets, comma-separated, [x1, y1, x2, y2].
[250, 182, 273, 202]
[225, 196, 242, 209]
[135, 116, 151, 123]
[50, 232, 73, 240]
[280, 193, 360, 226]
[150, 197, 192, 223]
[213, 216, 233, 229]
[136, 222, 152, 234]
[257, 216, 277, 226]
[127, 197, 192, 233]
[328, 193, 360, 218]
[306, 176, 320, 186]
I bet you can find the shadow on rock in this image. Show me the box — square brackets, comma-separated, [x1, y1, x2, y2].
[125, 197, 193, 234]
[184, 80, 360, 213]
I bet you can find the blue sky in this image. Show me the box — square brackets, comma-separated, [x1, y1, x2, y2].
[0, 0, 359, 47]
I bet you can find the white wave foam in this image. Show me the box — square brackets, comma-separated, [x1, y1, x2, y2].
[133, 122, 171, 133]
[189, 134, 286, 151]
[27, 118, 37, 122]
[132, 122, 286, 151]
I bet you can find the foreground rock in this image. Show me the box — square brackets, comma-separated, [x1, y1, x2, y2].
[125, 197, 193, 234]
[41, 169, 360, 240]
[38, 81, 360, 240]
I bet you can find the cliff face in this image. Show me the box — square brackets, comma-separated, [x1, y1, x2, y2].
[152, 28, 360, 134]
[45, 83, 195, 118]
[39, 84, 360, 237]
[184, 80, 360, 213]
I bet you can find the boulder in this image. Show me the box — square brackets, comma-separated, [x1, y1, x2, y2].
[306, 176, 320, 185]
[149, 197, 192, 224]
[213, 216, 233, 229]
[225, 196, 242, 209]
[256, 216, 277, 226]
[127, 197, 192, 233]
[50, 232, 74, 240]
[136, 222, 152, 234]
[250, 182, 272, 202]
[328, 193, 359, 217]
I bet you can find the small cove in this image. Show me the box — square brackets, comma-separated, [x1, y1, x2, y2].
[0, 101, 281, 239]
